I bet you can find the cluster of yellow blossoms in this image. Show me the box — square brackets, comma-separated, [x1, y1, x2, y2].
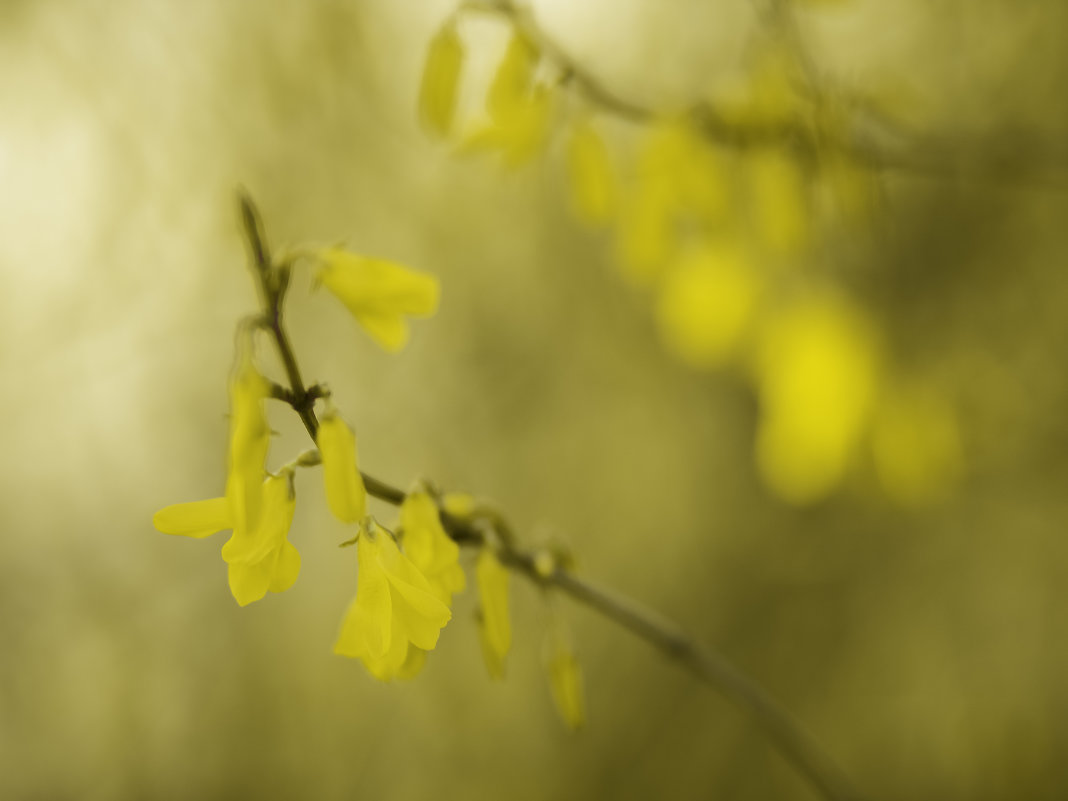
[153, 246, 584, 726]
[417, 7, 961, 508]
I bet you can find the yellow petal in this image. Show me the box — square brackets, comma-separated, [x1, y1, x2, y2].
[418, 22, 464, 137]
[222, 473, 295, 565]
[401, 491, 461, 577]
[228, 559, 273, 607]
[268, 541, 302, 594]
[360, 629, 411, 681]
[334, 532, 393, 660]
[394, 647, 427, 681]
[566, 119, 616, 226]
[316, 412, 367, 524]
[755, 293, 880, 504]
[476, 549, 511, 662]
[545, 637, 586, 730]
[153, 497, 231, 538]
[441, 491, 476, 518]
[221, 472, 300, 605]
[487, 30, 539, 121]
[317, 249, 440, 351]
[377, 532, 452, 651]
[353, 311, 409, 353]
[226, 334, 271, 534]
[477, 612, 506, 680]
[654, 241, 762, 369]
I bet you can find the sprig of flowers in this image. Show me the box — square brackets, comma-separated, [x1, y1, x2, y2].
[153, 192, 863, 801]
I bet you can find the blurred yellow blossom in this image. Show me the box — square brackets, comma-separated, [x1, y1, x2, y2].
[334, 520, 452, 681]
[461, 85, 555, 168]
[565, 118, 616, 226]
[316, 410, 367, 524]
[418, 21, 465, 137]
[754, 292, 881, 504]
[654, 241, 763, 369]
[544, 630, 585, 730]
[316, 248, 440, 352]
[487, 30, 539, 121]
[476, 549, 511, 678]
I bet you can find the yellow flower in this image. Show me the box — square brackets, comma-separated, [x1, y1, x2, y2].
[222, 470, 301, 606]
[754, 292, 880, 504]
[544, 631, 585, 730]
[316, 248, 440, 352]
[418, 22, 465, 137]
[153, 332, 297, 606]
[316, 410, 367, 524]
[226, 331, 272, 535]
[654, 241, 763, 369]
[487, 30, 539, 121]
[565, 119, 616, 226]
[461, 86, 554, 169]
[153, 470, 301, 607]
[400, 489, 466, 604]
[476, 549, 511, 678]
[334, 520, 452, 681]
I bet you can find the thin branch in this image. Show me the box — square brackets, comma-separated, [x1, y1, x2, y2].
[465, 0, 1068, 189]
[237, 192, 865, 801]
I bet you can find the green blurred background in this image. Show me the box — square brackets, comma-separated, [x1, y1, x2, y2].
[2, 0, 1068, 798]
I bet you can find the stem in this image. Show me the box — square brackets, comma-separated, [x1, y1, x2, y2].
[465, 0, 1068, 189]
[238, 192, 863, 801]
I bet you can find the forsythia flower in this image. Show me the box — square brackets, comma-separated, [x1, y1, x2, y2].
[400, 489, 466, 604]
[755, 292, 880, 504]
[544, 631, 586, 730]
[418, 21, 465, 137]
[316, 248, 440, 352]
[222, 470, 300, 606]
[334, 520, 452, 681]
[153, 470, 301, 607]
[153, 332, 299, 606]
[566, 118, 616, 226]
[316, 410, 367, 524]
[476, 548, 511, 678]
[227, 331, 272, 535]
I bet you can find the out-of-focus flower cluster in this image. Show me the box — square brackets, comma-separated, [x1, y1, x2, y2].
[417, 5, 961, 507]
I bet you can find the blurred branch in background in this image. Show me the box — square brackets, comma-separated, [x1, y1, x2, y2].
[461, 0, 1068, 188]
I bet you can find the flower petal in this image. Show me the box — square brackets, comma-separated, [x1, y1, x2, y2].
[545, 637, 586, 730]
[226, 335, 271, 533]
[378, 533, 452, 651]
[228, 559, 273, 607]
[268, 541, 301, 594]
[476, 549, 511, 661]
[317, 412, 367, 524]
[153, 497, 231, 538]
[418, 22, 465, 137]
[334, 533, 393, 660]
[222, 473, 295, 565]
